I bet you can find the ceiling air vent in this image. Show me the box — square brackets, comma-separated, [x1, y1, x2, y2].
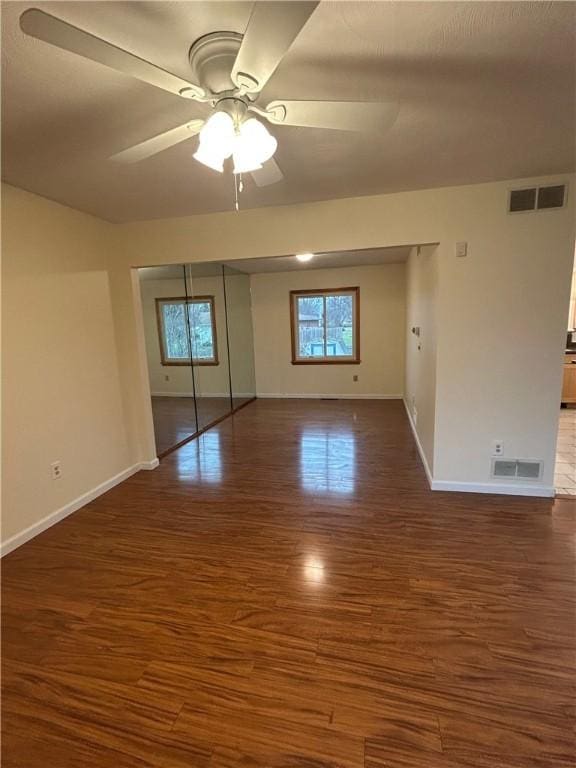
[492, 459, 543, 481]
[508, 188, 536, 213]
[537, 184, 566, 210]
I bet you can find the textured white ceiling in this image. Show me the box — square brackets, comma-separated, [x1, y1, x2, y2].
[2, 1, 575, 222]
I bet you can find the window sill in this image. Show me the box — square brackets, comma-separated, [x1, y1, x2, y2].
[291, 359, 361, 365]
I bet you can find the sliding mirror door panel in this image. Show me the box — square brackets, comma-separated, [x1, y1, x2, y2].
[139, 261, 254, 457]
[223, 265, 257, 409]
[185, 263, 233, 431]
[138, 264, 198, 455]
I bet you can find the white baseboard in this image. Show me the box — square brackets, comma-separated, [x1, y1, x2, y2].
[151, 392, 227, 398]
[402, 399, 554, 498]
[256, 393, 403, 400]
[151, 392, 253, 399]
[140, 458, 160, 470]
[402, 398, 433, 487]
[151, 391, 195, 397]
[1, 460, 159, 557]
[430, 479, 555, 498]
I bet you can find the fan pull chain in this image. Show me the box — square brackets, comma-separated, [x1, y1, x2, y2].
[233, 172, 239, 212]
[233, 173, 244, 212]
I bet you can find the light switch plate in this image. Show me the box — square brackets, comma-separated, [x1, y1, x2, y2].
[456, 241, 468, 258]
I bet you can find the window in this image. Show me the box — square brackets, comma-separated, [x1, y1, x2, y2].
[290, 287, 360, 364]
[156, 296, 218, 365]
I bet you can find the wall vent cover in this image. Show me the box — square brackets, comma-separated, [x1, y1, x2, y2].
[516, 460, 542, 479]
[492, 459, 543, 481]
[537, 184, 566, 210]
[492, 460, 517, 477]
[509, 188, 536, 212]
[508, 183, 567, 213]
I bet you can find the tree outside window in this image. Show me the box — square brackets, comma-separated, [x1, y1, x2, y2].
[290, 288, 360, 364]
[156, 296, 218, 365]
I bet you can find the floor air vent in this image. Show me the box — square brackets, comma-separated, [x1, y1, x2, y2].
[492, 459, 543, 481]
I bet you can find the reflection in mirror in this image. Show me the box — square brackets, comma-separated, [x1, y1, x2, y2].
[223, 264, 257, 409]
[299, 426, 356, 494]
[185, 263, 233, 432]
[175, 431, 222, 484]
[138, 260, 257, 458]
[138, 264, 198, 455]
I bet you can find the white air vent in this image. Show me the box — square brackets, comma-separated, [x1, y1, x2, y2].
[492, 459, 516, 477]
[508, 183, 567, 214]
[492, 458, 543, 480]
[537, 184, 566, 210]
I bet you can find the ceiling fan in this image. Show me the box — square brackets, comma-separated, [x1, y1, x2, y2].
[19, 2, 399, 187]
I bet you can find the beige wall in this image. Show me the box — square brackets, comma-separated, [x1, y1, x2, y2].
[3, 172, 575, 553]
[139, 276, 231, 397]
[250, 263, 406, 397]
[404, 246, 438, 472]
[115, 173, 575, 492]
[1, 184, 132, 547]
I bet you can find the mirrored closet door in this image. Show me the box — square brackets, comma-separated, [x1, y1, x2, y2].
[139, 264, 198, 455]
[138, 260, 256, 457]
[184, 263, 233, 434]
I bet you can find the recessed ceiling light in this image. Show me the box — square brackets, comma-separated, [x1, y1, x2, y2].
[296, 252, 314, 262]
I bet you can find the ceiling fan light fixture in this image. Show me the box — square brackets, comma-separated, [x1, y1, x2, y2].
[232, 117, 277, 174]
[296, 252, 315, 262]
[232, 152, 263, 174]
[193, 144, 225, 172]
[199, 111, 235, 154]
[193, 111, 236, 171]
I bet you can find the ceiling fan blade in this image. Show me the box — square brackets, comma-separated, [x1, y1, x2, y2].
[232, 1, 319, 93]
[111, 120, 204, 163]
[19, 9, 206, 100]
[264, 100, 400, 133]
[250, 157, 284, 187]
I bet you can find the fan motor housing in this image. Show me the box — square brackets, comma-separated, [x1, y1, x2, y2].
[189, 31, 243, 96]
[215, 96, 249, 125]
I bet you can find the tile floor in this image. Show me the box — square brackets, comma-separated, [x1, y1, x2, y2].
[555, 407, 576, 495]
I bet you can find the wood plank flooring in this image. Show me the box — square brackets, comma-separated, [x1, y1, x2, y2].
[2, 399, 575, 767]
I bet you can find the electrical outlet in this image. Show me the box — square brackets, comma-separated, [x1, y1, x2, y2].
[51, 460, 62, 480]
[353, 375, 358, 382]
[492, 440, 504, 457]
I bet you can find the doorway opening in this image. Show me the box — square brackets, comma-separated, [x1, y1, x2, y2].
[554, 248, 576, 496]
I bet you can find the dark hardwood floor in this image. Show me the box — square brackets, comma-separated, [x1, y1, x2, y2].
[2, 400, 575, 767]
